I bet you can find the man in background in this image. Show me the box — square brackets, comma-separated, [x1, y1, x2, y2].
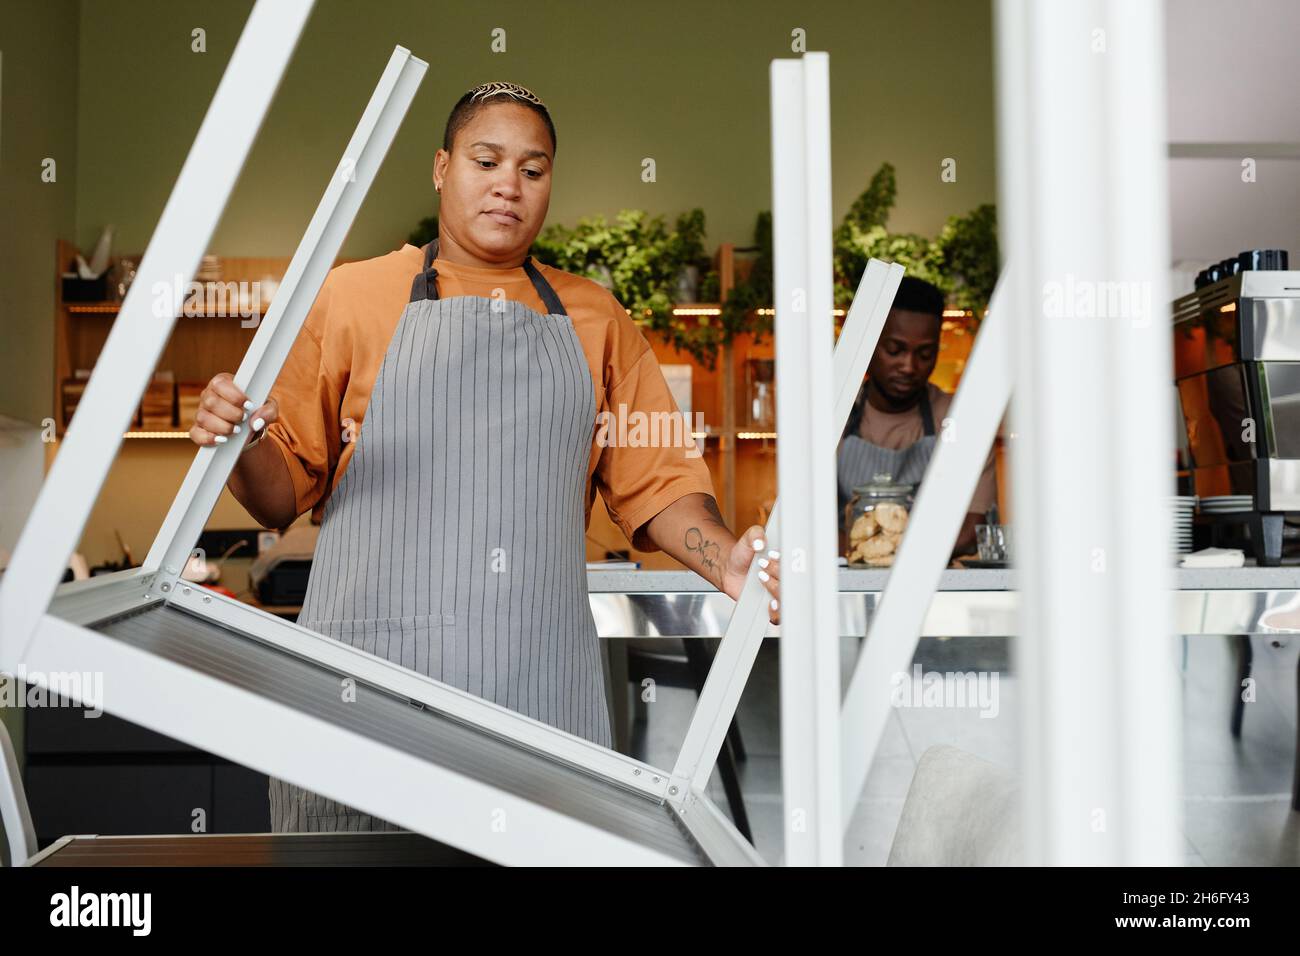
[837, 276, 997, 558]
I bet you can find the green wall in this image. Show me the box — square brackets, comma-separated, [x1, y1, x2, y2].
[0, 0, 80, 428]
[73, 0, 996, 259]
[0, 0, 83, 795]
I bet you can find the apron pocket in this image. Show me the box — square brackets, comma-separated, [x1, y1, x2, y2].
[301, 612, 455, 674]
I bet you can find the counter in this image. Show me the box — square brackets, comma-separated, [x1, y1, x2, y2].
[587, 567, 1300, 637]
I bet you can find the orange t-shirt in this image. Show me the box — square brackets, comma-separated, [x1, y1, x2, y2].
[262, 244, 715, 550]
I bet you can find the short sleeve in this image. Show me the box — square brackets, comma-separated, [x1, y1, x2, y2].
[594, 348, 716, 551]
[261, 277, 344, 520]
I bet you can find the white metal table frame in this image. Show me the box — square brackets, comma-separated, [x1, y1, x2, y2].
[0, 1, 1183, 867]
[0, 2, 891, 867]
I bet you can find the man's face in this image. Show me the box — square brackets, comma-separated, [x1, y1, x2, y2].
[432, 102, 553, 264]
[866, 308, 942, 403]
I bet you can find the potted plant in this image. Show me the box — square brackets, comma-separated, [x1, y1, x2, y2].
[530, 208, 724, 365]
[722, 163, 1000, 343]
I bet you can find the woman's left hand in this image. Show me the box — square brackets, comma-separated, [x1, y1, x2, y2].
[721, 525, 781, 624]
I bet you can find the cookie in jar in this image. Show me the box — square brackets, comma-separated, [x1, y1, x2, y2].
[845, 475, 913, 567]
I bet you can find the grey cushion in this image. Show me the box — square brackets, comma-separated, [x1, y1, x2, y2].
[887, 744, 1022, 866]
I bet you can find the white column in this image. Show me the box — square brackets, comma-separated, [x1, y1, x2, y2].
[995, 0, 1181, 864]
[771, 52, 841, 865]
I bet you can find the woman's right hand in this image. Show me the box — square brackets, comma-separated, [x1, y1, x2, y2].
[188, 372, 278, 448]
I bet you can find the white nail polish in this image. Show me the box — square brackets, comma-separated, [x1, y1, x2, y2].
[214, 435, 227, 444]
[232, 424, 241, 434]
[753, 538, 765, 551]
[768, 549, 780, 560]
[243, 400, 254, 411]
[758, 558, 769, 569]
[770, 599, 779, 611]
[241, 411, 248, 422]
[252, 418, 264, 431]
[758, 570, 770, 582]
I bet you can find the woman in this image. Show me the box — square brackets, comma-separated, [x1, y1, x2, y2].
[189, 81, 782, 831]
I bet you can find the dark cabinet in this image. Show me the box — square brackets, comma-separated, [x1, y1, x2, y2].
[23, 694, 270, 847]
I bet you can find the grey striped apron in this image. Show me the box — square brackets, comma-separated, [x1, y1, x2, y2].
[836, 385, 938, 529]
[269, 240, 612, 832]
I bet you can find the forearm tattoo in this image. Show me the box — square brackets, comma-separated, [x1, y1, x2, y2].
[684, 496, 730, 578]
[684, 527, 723, 575]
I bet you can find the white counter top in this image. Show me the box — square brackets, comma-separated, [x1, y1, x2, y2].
[584, 566, 1300, 636]
[585, 565, 1300, 593]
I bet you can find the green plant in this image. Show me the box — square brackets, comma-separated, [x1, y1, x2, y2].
[929, 202, 998, 313]
[841, 159, 897, 231]
[666, 207, 707, 270]
[832, 162, 999, 312]
[407, 215, 439, 248]
[724, 163, 1000, 332]
[698, 269, 721, 303]
[531, 208, 723, 365]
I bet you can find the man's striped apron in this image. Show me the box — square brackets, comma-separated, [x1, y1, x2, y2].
[836, 386, 939, 528]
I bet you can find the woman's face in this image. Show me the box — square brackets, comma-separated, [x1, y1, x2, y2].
[433, 102, 553, 265]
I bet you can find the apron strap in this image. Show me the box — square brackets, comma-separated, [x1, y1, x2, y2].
[919, 386, 936, 437]
[409, 239, 567, 316]
[523, 255, 567, 316]
[409, 239, 441, 302]
[842, 381, 867, 440]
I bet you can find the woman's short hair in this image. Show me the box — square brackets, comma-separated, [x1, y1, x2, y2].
[442, 81, 557, 156]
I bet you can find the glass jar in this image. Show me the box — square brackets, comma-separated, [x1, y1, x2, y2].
[844, 474, 915, 564]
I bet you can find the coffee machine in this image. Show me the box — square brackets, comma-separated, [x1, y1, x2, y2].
[1172, 251, 1298, 565]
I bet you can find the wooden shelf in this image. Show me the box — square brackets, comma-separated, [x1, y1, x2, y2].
[66, 301, 272, 317]
[53, 241, 303, 438]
